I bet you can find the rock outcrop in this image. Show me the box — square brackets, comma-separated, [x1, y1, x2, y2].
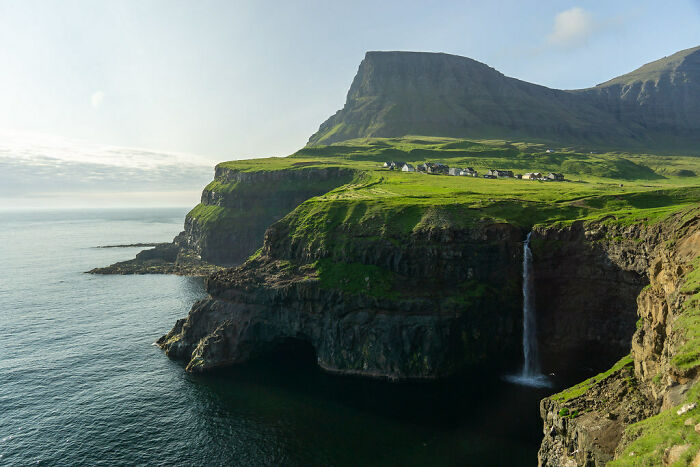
[90, 165, 356, 274]
[157, 198, 684, 382]
[309, 47, 700, 153]
[538, 208, 700, 466]
[158, 210, 528, 379]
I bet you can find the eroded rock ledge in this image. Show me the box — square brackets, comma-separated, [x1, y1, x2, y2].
[156, 198, 662, 382]
[158, 219, 526, 379]
[538, 208, 700, 466]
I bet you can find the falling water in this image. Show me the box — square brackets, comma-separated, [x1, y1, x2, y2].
[505, 231, 551, 387]
[521, 231, 539, 376]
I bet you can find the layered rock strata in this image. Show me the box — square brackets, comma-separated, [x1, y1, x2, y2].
[158, 217, 527, 379]
[538, 208, 700, 466]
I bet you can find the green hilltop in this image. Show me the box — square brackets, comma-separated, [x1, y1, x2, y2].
[202, 136, 700, 234]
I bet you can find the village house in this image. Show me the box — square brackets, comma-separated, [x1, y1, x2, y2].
[425, 162, 449, 175]
[459, 167, 478, 177]
[383, 161, 407, 170]
[547, 172, 564, 181]
[402, 163, 415, 172]
[523, 172, 542, 180]
[487, 169, 514, 178]
[448, 167, 460, 176]
[417, 163, 428, 172]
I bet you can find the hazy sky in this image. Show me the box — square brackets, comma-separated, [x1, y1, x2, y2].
[1, 0, 699, 160]
[1, 1, 699, 208]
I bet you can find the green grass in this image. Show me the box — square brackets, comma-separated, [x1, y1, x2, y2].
[203, 136, 700, 249]
[611, 383, 700, 466]
[670, 258, 700, 373]
[550, 355, 634, 403]
[315, 258, 400, 299]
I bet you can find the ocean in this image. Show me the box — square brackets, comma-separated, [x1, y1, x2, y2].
[0, 208, 554, 466]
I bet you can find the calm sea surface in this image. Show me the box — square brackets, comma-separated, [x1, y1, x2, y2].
[1, 208, 557, 466]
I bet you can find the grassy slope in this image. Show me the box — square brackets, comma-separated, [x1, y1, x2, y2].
[212, 136, 700, 231]
[204, 136, 700, 301]
[597, 45, 700, 87]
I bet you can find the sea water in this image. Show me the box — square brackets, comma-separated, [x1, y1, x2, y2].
[1, 208, 556, 466]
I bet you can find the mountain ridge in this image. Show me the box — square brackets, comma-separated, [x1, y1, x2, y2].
[308, 47, 700, 153]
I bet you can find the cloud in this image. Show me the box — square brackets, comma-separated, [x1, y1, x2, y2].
[91, 90, 105, 108]
[0, 129, 214, 207]
[547, 7, 595, 48]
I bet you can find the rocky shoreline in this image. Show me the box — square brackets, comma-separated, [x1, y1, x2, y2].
[88, 241, 223, 276]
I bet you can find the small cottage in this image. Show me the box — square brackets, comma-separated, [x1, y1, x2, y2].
[487, 169, 514, 178]
[523, 172, 542, 180]
[448, 167, 460, 176]
[547, 172, 564, 181]
[459, 167, 477, 177]
[426, 162, 449, 175]
[402, 164, 415, 172]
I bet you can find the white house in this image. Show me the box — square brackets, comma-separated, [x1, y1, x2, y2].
[402, 164, 415, 172]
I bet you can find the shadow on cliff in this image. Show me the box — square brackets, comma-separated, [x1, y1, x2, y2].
[531, 221, 649, 378]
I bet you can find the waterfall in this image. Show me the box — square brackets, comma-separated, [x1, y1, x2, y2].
[521, 231, 540, 376]
[505, 231, 550, 387]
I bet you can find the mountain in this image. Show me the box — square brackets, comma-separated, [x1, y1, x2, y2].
[308, 47, 700, 153]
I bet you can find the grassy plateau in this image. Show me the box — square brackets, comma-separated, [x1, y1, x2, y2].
[207, 136, 700, 232]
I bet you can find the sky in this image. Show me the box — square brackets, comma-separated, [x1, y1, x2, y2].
[0, 0, 699, 208]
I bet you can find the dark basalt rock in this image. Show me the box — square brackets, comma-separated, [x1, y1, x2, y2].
[158, 220, 526, 379]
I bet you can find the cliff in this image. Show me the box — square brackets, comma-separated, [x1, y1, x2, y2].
[308, 47, 700, 153]
[538, 208, 700, 466]
[90, 163, 355, 274]
[157, 201, 526, 379]
[156, 180, 699, 383]
[88, 134, 700, 462]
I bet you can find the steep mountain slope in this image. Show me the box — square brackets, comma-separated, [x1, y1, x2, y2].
[309, 48, 700, 153]
[578, 46, 700, 150]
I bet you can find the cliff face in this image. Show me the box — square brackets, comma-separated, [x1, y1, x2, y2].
[157, 194, 673, 381]
[530, 221, 652, 371]
[179, 166, 355, 265]
[538, 209, 700, 466]
[90, 166, 355, 274]
[308, 47, 700, 153]
[158, 202, 530, 379]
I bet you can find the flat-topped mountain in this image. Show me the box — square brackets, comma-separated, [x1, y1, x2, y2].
[309, 47, 700, 153]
